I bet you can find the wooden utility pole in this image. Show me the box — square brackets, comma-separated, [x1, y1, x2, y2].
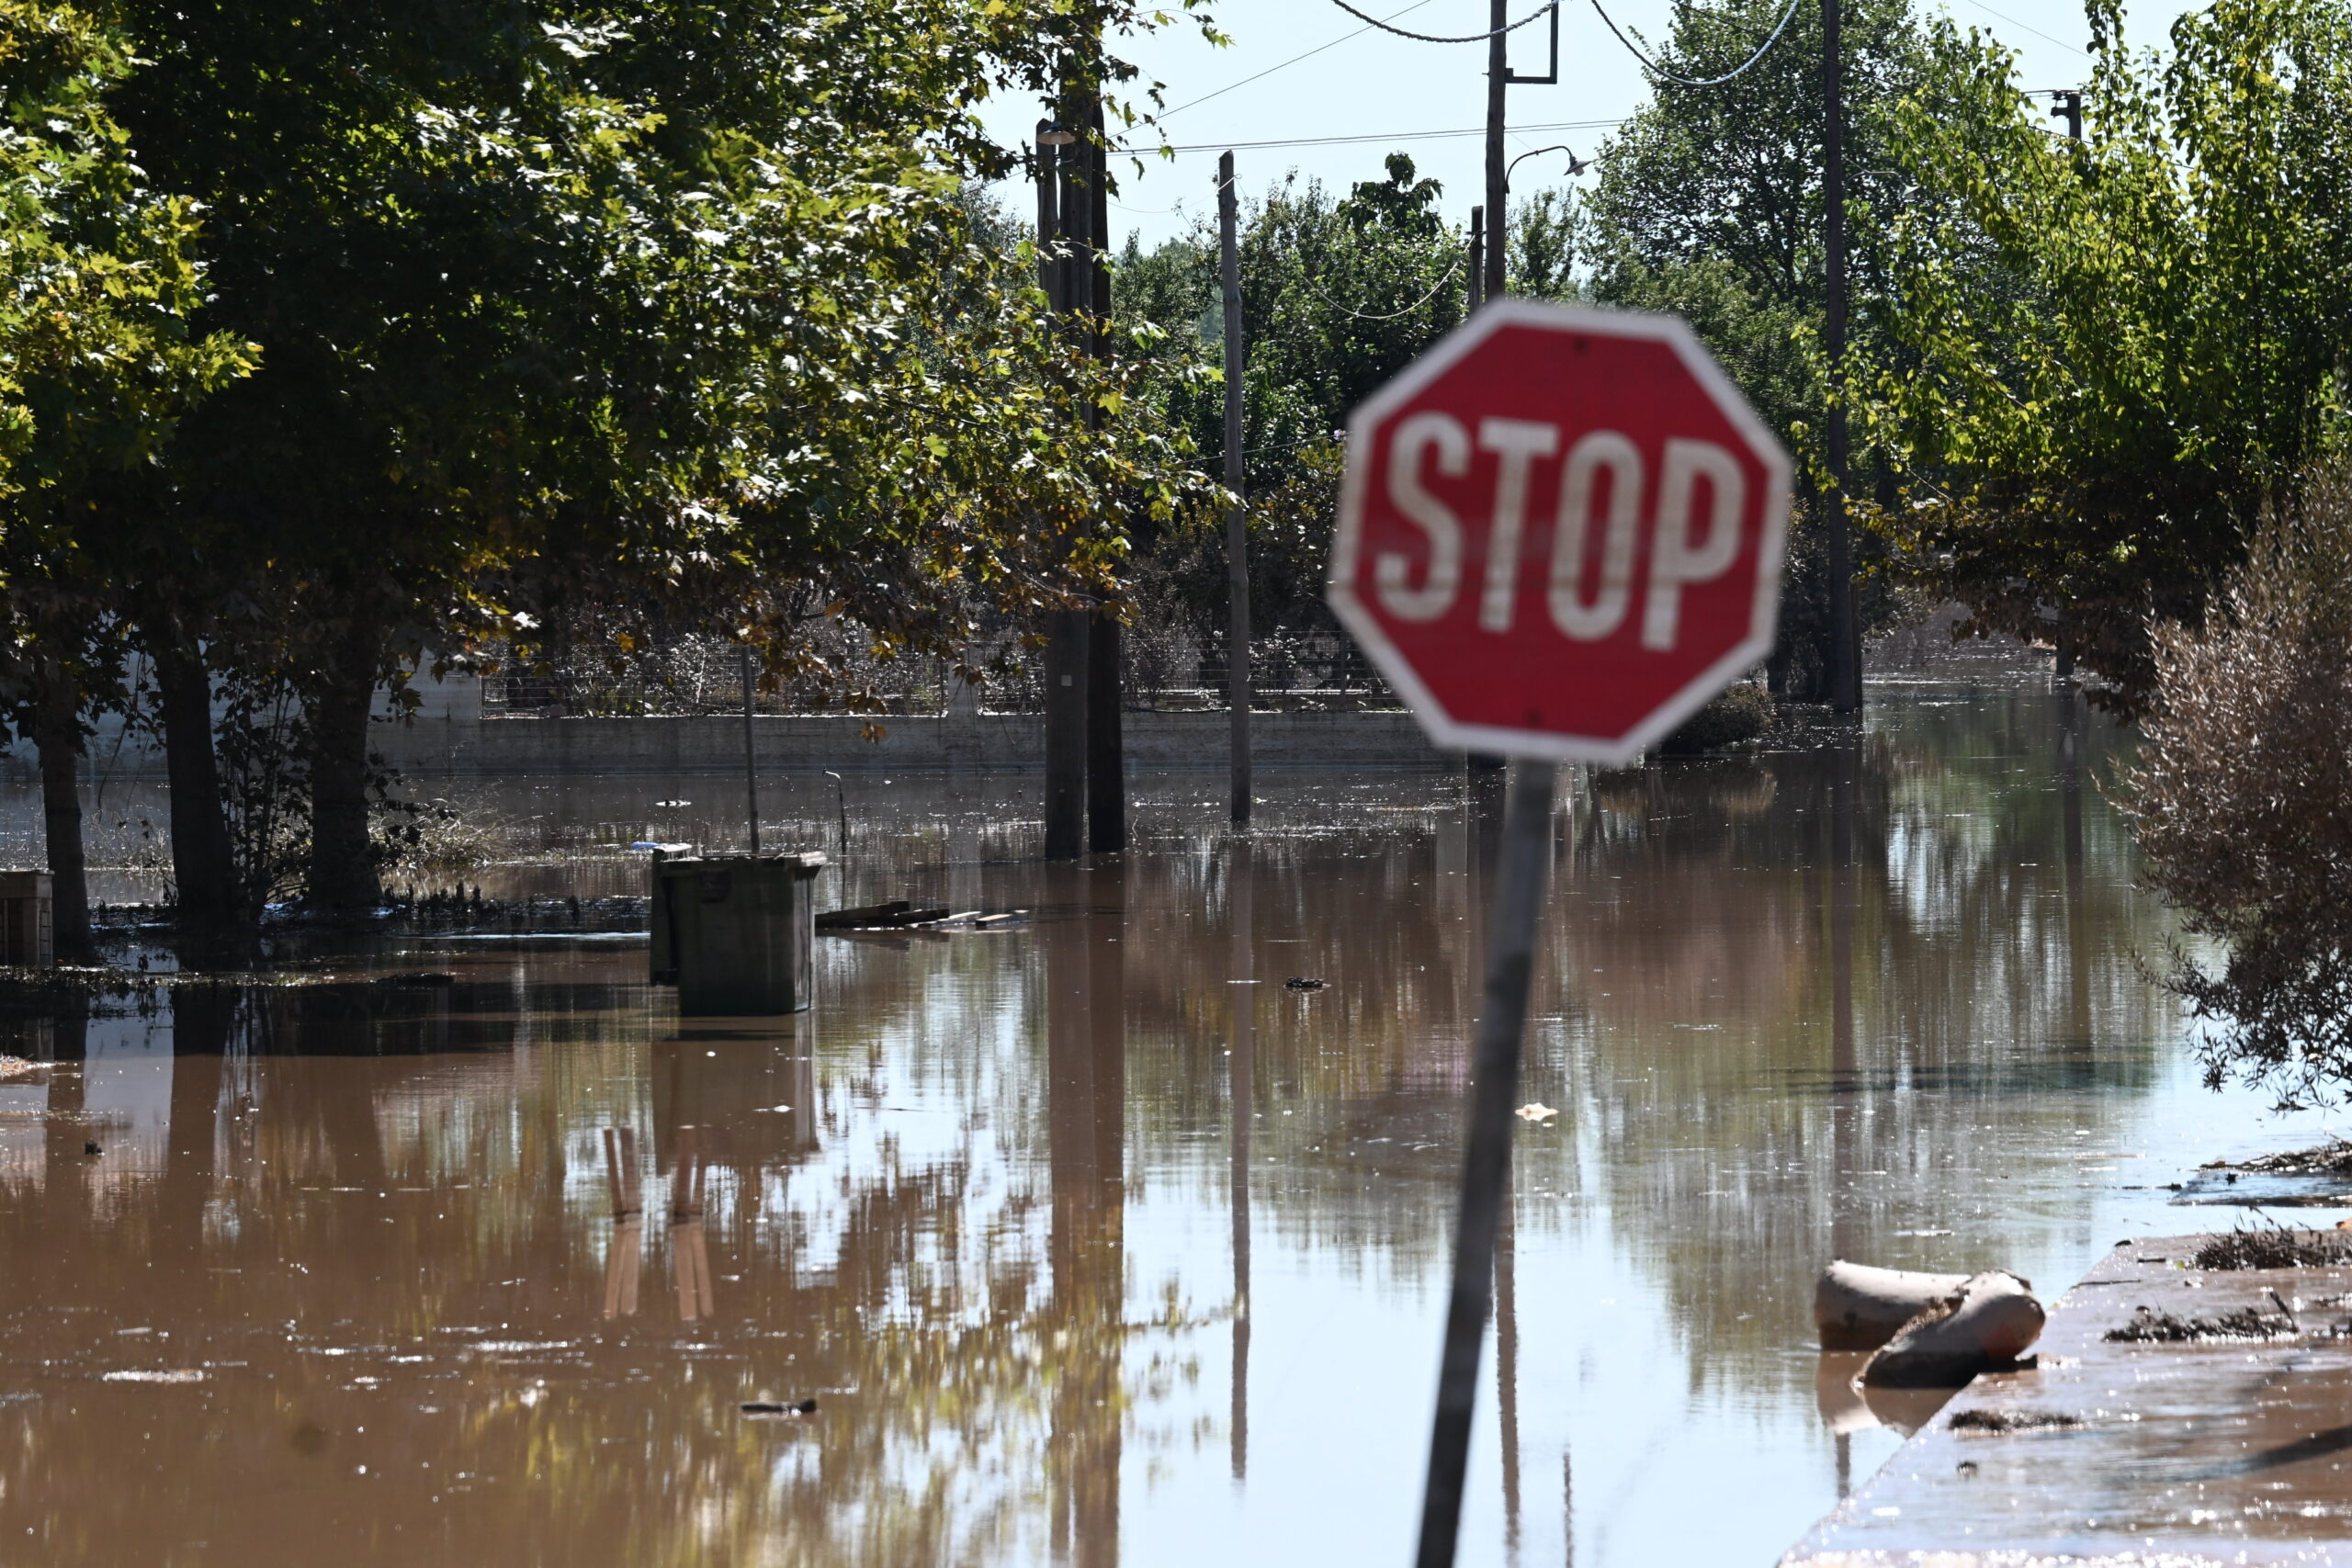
[1484, 0, 1508, 303]
[1467, 205, 1485, 313]
[1037, 118, 1088, 861]
[1823, 0, 1860, 715]
[1219, 151, 1251, 826]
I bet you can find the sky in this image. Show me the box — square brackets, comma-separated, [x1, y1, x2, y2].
[975, 0, 2202, 254]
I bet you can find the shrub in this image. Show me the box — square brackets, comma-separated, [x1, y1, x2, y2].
[2115, 466, 2352, 1104]
[1662, 682, 1775, 754]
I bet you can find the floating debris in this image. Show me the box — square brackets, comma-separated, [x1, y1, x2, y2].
[1948, 1408, 2084, 1434]
[1516, 1103, 1559, 1122]
[741, 1397, 819, 1418]
[2202, 1137, 2352, 1178]
[99, 1369, 205, 1384]
[2189, 1220, 2352, 1270]
[2103, 1304, 2289, 1342]
[1283, 976, 1329, 992]
[0, 1055, 31, 1079]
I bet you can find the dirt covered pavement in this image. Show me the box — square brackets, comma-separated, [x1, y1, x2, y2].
[1786, 1232, 2352, 1565]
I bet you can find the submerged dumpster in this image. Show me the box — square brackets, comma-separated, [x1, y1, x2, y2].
[650, 852, 824, 1015]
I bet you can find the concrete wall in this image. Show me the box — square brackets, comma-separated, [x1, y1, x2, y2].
[4, 671, 1449, 780]
[383, 708, 1446, 775]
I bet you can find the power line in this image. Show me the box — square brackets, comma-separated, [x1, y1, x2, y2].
[1584, 0, 1806, 86]
[1303, 251, 1467, 321]
[1146, 117, 1624, 155]
[1161, 0, 1444, 118]
[1952, 0, 2087, 56]
[1324, 0, 1557, 45]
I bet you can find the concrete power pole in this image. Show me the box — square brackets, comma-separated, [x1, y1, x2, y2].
[1220, 152, 1251, 826]
[1823, 0, 1861, 715]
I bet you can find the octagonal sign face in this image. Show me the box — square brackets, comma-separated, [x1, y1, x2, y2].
[1328, 299, 1791, 764]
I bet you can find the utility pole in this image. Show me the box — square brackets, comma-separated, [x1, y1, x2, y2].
[1036, 118, 1088, 861]
[1484, 0, 1508, 303]
[1467, 205, 1485, 314]
[1823, 0, 1860, 715]
[1220, 151, 1251, 826]
[1081, 101, 1126, 855]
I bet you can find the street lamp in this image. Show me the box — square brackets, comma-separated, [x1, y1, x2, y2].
[1503, 144, 1590, 190]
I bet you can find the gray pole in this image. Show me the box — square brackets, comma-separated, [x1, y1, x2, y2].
[741, 645, 761, 854]
[1414, 760, 1557, 1568]
[1824, 0, 1860, 715]
[1484, 0, 1508, 302]
[1220, 152, 1251, 826]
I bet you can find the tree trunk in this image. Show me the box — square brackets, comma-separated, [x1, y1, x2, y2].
[306, 621, 381, 914]
[153, 637, 239, 938]
[30, 664, 93, 963]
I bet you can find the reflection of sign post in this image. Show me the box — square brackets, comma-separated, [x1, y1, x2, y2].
[1326, 299, 1789, 1568]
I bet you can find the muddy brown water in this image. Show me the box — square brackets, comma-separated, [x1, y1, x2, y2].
[0, 687, 2342, 1566]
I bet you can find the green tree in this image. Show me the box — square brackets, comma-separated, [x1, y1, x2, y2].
[1117, 153, 1468, 642]
[1863, 0, 2352, 711]
[1577, 0, 1934, 698]
[0, 0, 250, 957]
[82, 0, 1210, 934]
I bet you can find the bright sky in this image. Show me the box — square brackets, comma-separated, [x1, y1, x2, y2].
[976, 0, 2201, 253]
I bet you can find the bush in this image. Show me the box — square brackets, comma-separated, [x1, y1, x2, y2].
[2115, 465, 2352, 1105]
[1662, 682, 1775, 754]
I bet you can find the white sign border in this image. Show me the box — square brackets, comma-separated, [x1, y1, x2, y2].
[1327, 298, 1792, 767]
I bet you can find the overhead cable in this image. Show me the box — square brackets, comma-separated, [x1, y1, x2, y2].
[1324, 0, 1557, 45]
[1585, 0, 1804, 86]
[1163, 0, 1444, 118]
[1148, 117, 1624, 155]
[1304, 252, 1466, 321]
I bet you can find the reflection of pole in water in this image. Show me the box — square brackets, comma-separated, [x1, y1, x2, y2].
[2058, 690, 2090, 1050]
[669, 1126, 713, 1323]
[1228, 839, 1253, 1483]
[1046, 864, 1125, 1567]
[602, 1126, 643, 1319]
[1561, 1449, 1574, 1568]
[1828, 740, 1859, 1266]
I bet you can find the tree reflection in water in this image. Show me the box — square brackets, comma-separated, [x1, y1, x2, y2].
[0, 692, 2210, 1567]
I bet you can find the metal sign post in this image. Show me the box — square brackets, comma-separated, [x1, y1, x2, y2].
[1323, 299, 1790, 1568]
[1414, 758, 1553, 1566]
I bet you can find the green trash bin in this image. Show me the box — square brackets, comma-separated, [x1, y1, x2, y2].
[650, 852, 825, 1015]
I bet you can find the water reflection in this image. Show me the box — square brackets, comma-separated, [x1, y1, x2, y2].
[0, 692, 2308, 1567]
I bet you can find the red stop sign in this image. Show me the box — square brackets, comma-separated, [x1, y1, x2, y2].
[1328, 300, 1791, 763]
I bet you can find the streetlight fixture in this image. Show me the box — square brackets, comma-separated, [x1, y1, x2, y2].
[1503, 144, 1590, 190]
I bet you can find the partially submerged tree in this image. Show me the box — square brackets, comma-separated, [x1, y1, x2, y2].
[1865, 0, 2352, 712]
[2115, 465, 2352, 1108]
[0, 0, 252, 957]
[74, 0, 1209, 934]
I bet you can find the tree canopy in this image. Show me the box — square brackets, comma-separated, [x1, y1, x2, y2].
[1863, 0, 2352, 709]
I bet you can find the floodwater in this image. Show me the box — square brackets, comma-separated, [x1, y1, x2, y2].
[0, 686, 2338, 1567]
